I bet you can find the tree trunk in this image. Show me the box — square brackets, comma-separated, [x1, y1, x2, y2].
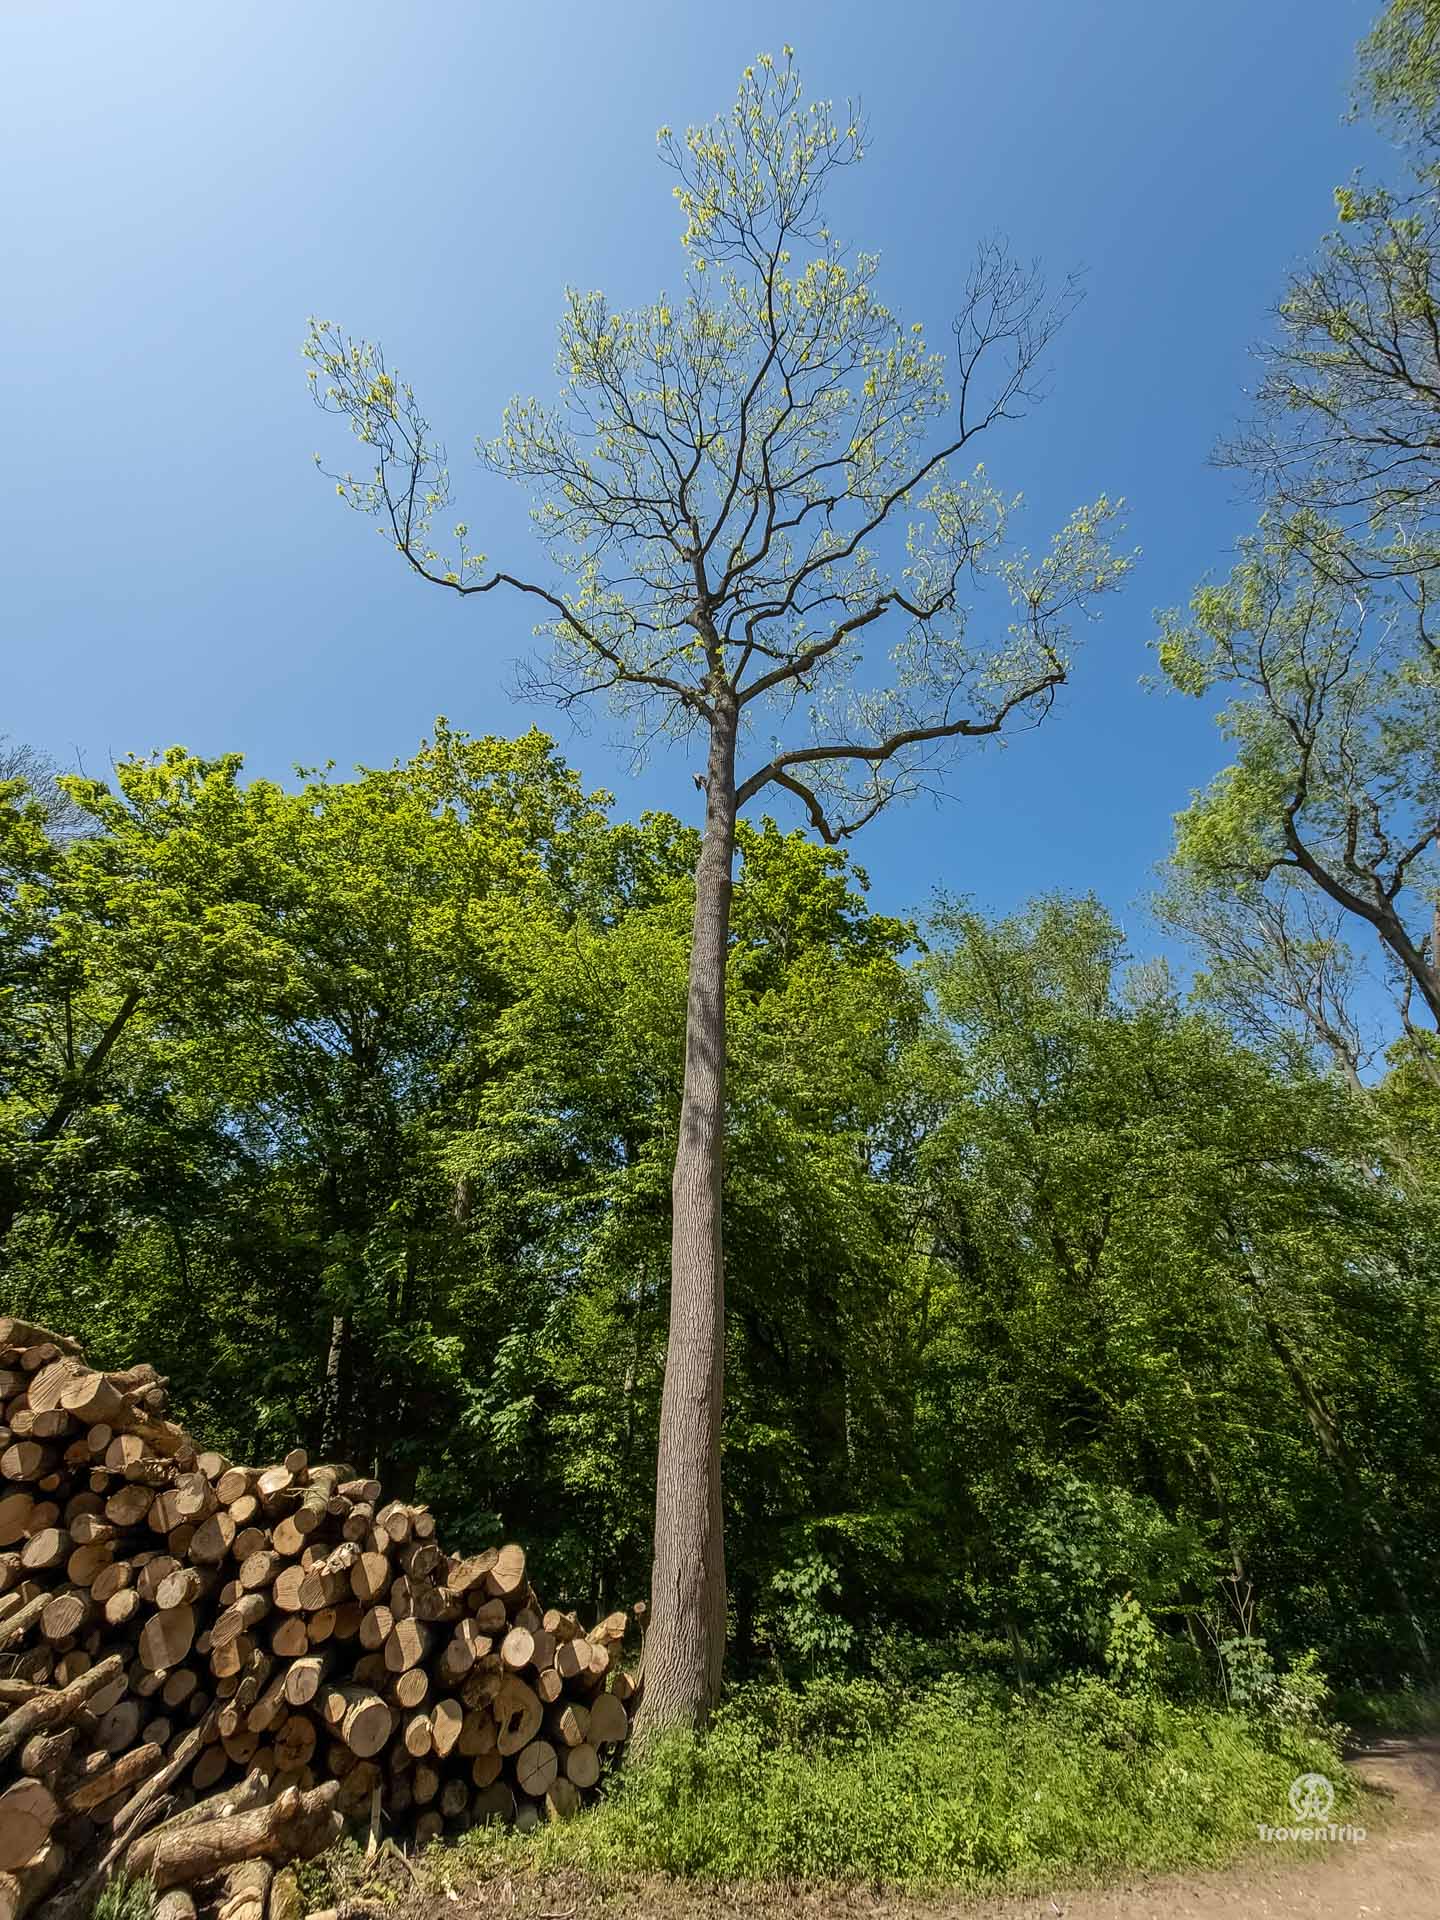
[1282, 823, 1440, 1026]
[319, 1314, 349, 1463]
[641, 701, 737, 1734]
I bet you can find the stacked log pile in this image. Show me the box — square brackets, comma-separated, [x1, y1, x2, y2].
[0, 1321, 641, 1918]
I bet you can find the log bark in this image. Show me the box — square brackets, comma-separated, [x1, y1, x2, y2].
[65, 1742, 163, 1813]
[0, 1654, 124, 1763]
[216, 1857, 272, 1920]
[124, 1780, 342, 1888]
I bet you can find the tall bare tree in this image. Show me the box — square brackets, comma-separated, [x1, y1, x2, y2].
[306, 51, 1130, 1729]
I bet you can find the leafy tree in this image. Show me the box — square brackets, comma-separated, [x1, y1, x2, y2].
[0, 749, 288, 1247]
[7, 722, 1438, 1685]
[305, 51, 1130, 1727]
[1217, 186, 1440, 588]
[1, 730, 610, 1476]
[1220, 0, 1440, 585]
[1157, 524, 1440, 1025]
[1356, 0, 1440, 147]
[911, 897, 1439, 1680]
[1161, 2, 1440, 1057]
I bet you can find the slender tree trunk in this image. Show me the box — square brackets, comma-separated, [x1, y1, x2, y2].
[641, 700, 738, 1735]
[319, 1313, 350, 1463]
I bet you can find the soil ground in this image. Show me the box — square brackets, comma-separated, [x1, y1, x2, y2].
[378, 1734, 1440, 1920]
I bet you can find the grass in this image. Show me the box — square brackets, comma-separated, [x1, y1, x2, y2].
[90, 1874, 156, 1920]
[432, 1675, 1356, 1894]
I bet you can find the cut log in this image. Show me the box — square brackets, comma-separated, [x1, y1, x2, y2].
[0, 1653, 124, 1763]
[123, 1780, 343, 1888]
[493, 1676, 543, 1755]
[349, 1554, 392, 1606]
[590, 1609, 630, 1647]
[0, 1780, 58, 1871]
[238, 1551, 282, 1593]
[545, 1776, 581, 1821]
[334, 1687, 392, 1758]
[56, 1372, 127, 1426]
[514, 1738, 558, 1798]
[139, 1605, 196, 1671]
[430, 1695, 463, 1759]
[270, 1617, 309, 1659]
[273, 1713, 316, 1772]
[548, 1702, 589, 1748]
[136, 1557, 180, 1605]
[486, 1543, 526, 1607]
[154, 1567, 211, 1611]
[391, 1668, 429, 1710]
[64, 1742, 163, 1814]
[26, 1358, 86, 1416]
[0, 1596, 47, 1653]
[94, 1699, 143, 1755]
[587, 1690, 630, 1745]
[187, 1513, 236, 1566]
[18, 1530, 69, 1574]
[554, 1636, 593, 1681]
[471, 1780, 514, 1824]
[384, 1618, 430, 1674]
[284, 1653, 334, 1707]
[563, 1741, 600, 1790]
[0, 1497, 34, 1548]
[0, 1839, 63, 1920]
[16, 1726, 76, 1783]
[271, 1566, 307, 1614]
[212, 1594, 268, 1647]
[62, 1544, 111, 1590]
[536, 1667, 563, 1705]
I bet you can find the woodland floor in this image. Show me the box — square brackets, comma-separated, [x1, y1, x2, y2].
[364, 1734, 1440, 1920]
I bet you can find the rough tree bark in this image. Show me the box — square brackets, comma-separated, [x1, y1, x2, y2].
[642, 697, 738, 1732]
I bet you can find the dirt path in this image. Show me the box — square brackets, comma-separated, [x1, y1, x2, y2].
[409, 1736, 1440, 1920]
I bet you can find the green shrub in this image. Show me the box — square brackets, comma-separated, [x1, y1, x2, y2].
[448, 1676, 1353, 1891]
[1333, 1680, 1440, 1734]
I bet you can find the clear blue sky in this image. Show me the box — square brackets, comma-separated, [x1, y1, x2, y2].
[2, 0, 1389, 935]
